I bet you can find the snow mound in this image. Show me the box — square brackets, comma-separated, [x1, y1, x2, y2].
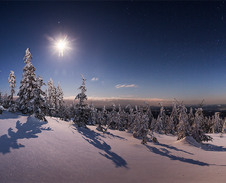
[178, 136, 202, 148]
[178, 136, 226, 151]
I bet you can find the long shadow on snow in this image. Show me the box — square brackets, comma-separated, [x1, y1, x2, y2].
[145, 145, 209, 166]
[155, 143, 193, 155]
[102, 131, 127, 141]
[76, 127, 128, 168]
[0, 117, 52, 154]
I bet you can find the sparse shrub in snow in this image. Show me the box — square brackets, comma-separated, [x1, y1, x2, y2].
[73, 75, 88, 127]
[17, 48, 37, 114]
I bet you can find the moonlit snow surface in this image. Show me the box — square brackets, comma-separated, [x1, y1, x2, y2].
[1, 111, 226, 183]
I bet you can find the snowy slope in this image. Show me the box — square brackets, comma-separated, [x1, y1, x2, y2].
[1, 111, 226, 183]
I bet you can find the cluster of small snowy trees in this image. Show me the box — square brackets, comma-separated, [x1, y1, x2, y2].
[47, 78, 64, 118]
[1, 48, 226, 145]
[83, 102, 226, 144]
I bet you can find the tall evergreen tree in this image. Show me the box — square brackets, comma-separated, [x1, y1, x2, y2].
[8, 70, 16, 103]
[33, 76, 47, 121]
[18, 48, 37, 114]
[74, 75, 88, 127]
[47, 78, 57, 116]
[56, 82, 64, 118]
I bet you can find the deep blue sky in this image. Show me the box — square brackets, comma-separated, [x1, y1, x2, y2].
[0, 2, 226, 103]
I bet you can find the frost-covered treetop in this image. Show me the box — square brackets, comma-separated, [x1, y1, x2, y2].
[24, 48, 32, 64]
[75, 74, 87, 106]
[8, 71, 16, 87]
[79, 74, 87, 93]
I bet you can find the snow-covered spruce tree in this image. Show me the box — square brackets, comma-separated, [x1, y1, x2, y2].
[56, 82, 64, 118]
[188, 107, 194, 126]
[139, 113, 149, 144]
[8, 70, 16, 103]
[74, 75, 88, 127]
[177, 104, 191, 140]
[2, 93, 10, 108]
[144, 104, 154, 130]
[90, 103, 97, 125]
[212, 112, 224, 133]
[33, 76, 47, 121]
[0, 92, 2, 105]
[131, 109, 142, 138]
[167, 103, 178, 134]
[191, 108, 212, 143]
[114, 104, 126, 131]
[130, 106, 152, 144]
[220, 118, 226, 136]
[96, 106, 108, 131]
[107, 104, 118, 129]
[18, 48, 37, 114]
[155, 105, 168, 134]
[47, 78, 57, 116]
[126, 104, 135, 131]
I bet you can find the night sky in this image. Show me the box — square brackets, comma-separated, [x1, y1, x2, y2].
[0, 2, 226, 103]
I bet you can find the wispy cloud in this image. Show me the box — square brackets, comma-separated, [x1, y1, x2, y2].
[91, 77, 99, 81]
[115, 84, 138, 89]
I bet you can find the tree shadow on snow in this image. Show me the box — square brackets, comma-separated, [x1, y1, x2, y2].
[145, 145, 209, 166]
[0, 117, 52, 154]
[194, 143, 226, 152]
[76, 127, 128, 168]
[155, 142, 193, 155]
[103, 131, 127, 141]
[0, 111, 26, 120]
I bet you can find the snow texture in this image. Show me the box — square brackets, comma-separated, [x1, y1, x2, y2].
[1, 111, 226, 183]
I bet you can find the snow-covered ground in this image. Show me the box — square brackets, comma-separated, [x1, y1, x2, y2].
[1, 111, 226, 183]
